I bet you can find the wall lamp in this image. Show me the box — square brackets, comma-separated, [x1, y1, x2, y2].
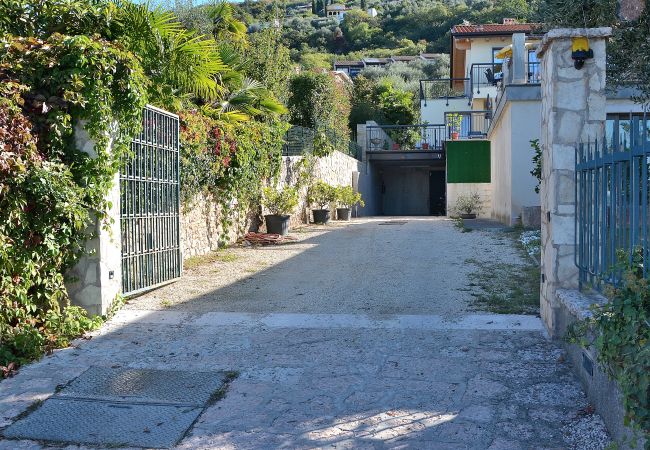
[571, 37, 593, 70]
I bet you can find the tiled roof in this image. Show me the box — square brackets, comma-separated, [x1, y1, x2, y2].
[451, 23, 541, 35]
[334, 60, 364, 67]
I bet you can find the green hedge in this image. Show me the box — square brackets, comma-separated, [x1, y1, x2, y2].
[446, 140, 491, 183]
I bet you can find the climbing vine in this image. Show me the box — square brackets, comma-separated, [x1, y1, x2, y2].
[179, 109, 289, 242]
[568, 252, 650, 443]
[0, 33, 147, 370]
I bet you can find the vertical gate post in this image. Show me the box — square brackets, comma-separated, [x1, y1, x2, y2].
[66, 123, 122, 316]
[537, 28, 611, 337]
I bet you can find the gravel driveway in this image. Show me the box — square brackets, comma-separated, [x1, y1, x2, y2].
[0, 218, 610, 449]
[129, 217, 523, 316]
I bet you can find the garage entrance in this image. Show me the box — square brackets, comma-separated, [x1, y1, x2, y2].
[379, 166, 446, 216]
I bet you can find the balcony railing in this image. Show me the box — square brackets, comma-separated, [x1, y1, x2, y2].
[527, 61, 541, 84]
[469, 63, 502, 96]
[444, 111, 492, 139]
[366, 124, 447, 152]
[470, 61, 542, 96]
[420, 79, 470, 103]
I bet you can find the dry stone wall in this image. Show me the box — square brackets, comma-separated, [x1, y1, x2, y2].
[180, 150, 362, 259]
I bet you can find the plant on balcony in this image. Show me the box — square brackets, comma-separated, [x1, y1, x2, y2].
[454, 192, 482, 219]
[307, 181, 337, 224]
[448, 113, 463, 140]
[388, 128, 420, 150]
[335, 186, 364, 221]
[262, 186, 299, 235]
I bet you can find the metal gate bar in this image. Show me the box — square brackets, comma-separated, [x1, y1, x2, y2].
[120, 105, 181, 296]
[575, 112, 650, 289]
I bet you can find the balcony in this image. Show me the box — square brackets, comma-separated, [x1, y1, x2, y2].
[366, 124, 447, 152]
[444, 110, 491, 139]
[419, 79, 471, 104]
[469, 63, 501, 98]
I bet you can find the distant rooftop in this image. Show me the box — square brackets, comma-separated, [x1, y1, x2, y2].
[451, 21, 542, 36]
[391, 55, 418, 62]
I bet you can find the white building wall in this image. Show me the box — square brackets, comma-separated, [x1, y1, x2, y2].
[420, 98, 470, 125]
[510, 101, 542, 217]
[488, 99, 541, 225]
[447, 183, 492, 219]
[489, 102, 513, 224]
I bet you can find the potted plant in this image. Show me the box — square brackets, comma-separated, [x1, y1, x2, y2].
[262, 186, 299, 235]
[335, 186, 364, 221]
[448, 113, 463, 140]
[308, 181, 336, 224]
[454, 191, 482, 219]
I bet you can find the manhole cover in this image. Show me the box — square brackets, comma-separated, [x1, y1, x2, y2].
[3, 399, 201, 448]
[3, 367, 228, 448]
[56, 366, 226, 406]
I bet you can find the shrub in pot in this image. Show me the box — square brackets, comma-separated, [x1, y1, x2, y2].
[262, 186, 299, 235]
[454, 191, 482, 219]
[336, 186, 364, 221]
[307, 181, 336, 224]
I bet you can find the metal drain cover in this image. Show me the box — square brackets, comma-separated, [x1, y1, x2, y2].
[378, 221, 408, 225]
[57, 366, 227, 406]
[3, 399, 201, 448]
[3, 367, 228, 448]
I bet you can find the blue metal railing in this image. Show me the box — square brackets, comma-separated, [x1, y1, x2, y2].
[444, 111, 491, 139]
[575, 113, 650, 288]
[366, 124, 447, 152]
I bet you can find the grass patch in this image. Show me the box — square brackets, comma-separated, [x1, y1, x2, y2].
[452, 217, 472, 233]
[184, 250, 240, 270]
[465, 232, 540, 315]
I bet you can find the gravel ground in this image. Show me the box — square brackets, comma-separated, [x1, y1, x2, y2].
[129, 217, 525, 317]
[0, 217, 612, 449]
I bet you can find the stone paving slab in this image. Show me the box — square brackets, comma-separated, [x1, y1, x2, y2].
[0, 313, 610, 449]
[112, 310, 545, 331]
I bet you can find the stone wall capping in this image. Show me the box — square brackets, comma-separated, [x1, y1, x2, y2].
[556, 288, 607, 320]
[537, 27, 612, 57]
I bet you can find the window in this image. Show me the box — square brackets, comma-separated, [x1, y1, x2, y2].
[492, 48, 504, 73]
[527, 50, 540, 83]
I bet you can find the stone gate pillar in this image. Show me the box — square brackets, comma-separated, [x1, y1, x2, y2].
[65, 123, 122, 316]
[536, 28, 611, 337]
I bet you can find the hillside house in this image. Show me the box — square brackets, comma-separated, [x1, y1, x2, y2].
[356, 20, 644, 223]
[326, 4, 350, 22]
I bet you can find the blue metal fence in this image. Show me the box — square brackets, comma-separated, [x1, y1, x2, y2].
[575, 113, 650, 288]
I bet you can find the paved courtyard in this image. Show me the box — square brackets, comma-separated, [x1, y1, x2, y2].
[0, 218, 610, 449]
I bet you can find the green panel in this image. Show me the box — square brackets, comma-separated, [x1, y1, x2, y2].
[446, 140, 491, 183]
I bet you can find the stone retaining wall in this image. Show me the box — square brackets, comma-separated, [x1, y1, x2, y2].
[180, 150, 362, 260]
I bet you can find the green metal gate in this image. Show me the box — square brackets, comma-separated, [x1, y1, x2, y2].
[120, 105, 181, 296]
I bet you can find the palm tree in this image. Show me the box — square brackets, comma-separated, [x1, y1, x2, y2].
[113, 1, 228, 108]
[113, 1, 286, 120]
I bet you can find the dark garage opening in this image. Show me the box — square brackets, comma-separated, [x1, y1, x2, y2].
[379, 166, 446, 216]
